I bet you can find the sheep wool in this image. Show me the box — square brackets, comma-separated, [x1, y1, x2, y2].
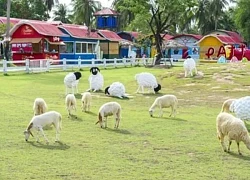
[64, 72, 82, 94]
[33, 98, 48, 116]
[183, 56, 197, 77]
[105, 82, 127, 99]
[135, 72, 161, 93]
[230, 96, 250, 120]
[88, 67, 104, 92]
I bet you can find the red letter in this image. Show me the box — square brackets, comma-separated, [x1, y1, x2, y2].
[206, 48, 214, 58]
[217, 46, 226, 57]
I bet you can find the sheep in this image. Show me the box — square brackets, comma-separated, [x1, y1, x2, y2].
[229, 96, 250, 120]
[81, 92, 92, 112]
[87, 67, 104, 92]
[183, 56, 197, 77]
[135, 72, 161, 94]
[65, 94, 77, 117]
[64, 72, 82, 94]
[149, 95, 178, 117]
[216, 112, 250, 155]
[105, 82, 128, 99]
[23, 111, 62, 144]
[33, 98, 48, 116]
[95, 102, 121, 129]
[221, 98, 236, 113]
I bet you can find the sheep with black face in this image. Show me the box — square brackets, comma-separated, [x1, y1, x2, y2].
[135, 72, 161, 94]
[105, 82, 128, 99]
[64, 72, 82, 94]
[87, 67, 104, 92]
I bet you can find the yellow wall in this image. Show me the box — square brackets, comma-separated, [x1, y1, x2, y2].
[199, 36, 223, 59]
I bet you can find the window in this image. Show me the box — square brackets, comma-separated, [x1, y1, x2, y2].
[74, 42, 97, 53]
[76, 43, 81, 53]
[61, 42, 74, 53]
[81, 43, 87, 53]
[173, 49, 179, 54]
[88, 43, 95, 53]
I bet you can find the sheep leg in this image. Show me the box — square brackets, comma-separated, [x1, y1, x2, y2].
[237, 142, 242, 155]
[115, 118, 120, 129]
[158, 106, 163, 117]
[38, 127, 49, 144]
[228, 140, 232, 152]
[36, 129, 41, 142]
[136, 86, 141, 93]
[190, 71, 193, 77]
[54, 125, 60, 142]
[194, 67, 198, 75]
[141, 86, 144, 94]
[219, 135, 227, 152]
[184, 70, 187, 77]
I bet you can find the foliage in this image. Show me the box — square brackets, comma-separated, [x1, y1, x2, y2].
[71, 0, 102, 26]
[2, 64, 250, 179]
[234, 0, 250, 43]
[0, 23, 14, 36]
[52, 3, 71, 24]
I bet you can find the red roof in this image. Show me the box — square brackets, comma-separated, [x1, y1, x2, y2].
[161, 34, 174, 41]
[196, 34, 242, 45]
[171, 34, 202, 40]
[94, 8, 118, 16]
[0, 17, 21, 25]
[209, 30, 244, 43]
[59, 24, 103, 39]
[98, 30, 124, 41]
[9, 21, 66, 37]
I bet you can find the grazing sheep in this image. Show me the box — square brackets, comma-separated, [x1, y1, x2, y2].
[135, 72, 161, 94]
[81, 92, 92, 112]
[95, 102, 121, 129]
[229, 96, 250, 120]
[87, 67, 104, 92]
[149, 95, 178, 117]
[33, 98, 47, 116]
[23, 111, 62, 144]
[64, 72, 82, 94]
[216, 112, 250, 155]
[65, 94, 77, 117]
[105, 82, 128, 99]
[183, 56, 197, 77]
[221, 98, 236, 113]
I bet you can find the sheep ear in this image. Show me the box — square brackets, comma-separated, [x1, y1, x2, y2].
[90, 67, 93, 72]
[29, 130, 34, 137]
[95, 120, 99, 125]
[97, 67, 100, 72]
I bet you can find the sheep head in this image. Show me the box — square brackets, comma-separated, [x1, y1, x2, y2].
[23, 129, 34, 141]
[104, 86, 110, 95]
[149, 109, 154, 117]
[154, 84, 161, 93]
[95, 113, 104, 128]
[90, 67, 100, 75]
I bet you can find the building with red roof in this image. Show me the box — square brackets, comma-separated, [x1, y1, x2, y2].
[169, 34, 202, 59]
[9, 20, 67, 61]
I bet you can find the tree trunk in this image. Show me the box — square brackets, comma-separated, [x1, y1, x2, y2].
[154, 33, 163, 65]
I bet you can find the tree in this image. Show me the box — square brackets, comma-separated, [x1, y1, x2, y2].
[45, 0, 58, 11]
[71, 0, 102, 26]
[234, 0, 250, 43]
[53, 3, 71, 23]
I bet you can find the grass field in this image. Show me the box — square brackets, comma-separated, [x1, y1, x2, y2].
[1, 63, 250, 180]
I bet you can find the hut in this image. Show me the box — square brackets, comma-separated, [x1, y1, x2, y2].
[94, 8, 119, 32]
[197, 30, 244, 60]
[9, 20, 66, 61]
[58, 24, 103, 62]
[170, 34, 202, 60]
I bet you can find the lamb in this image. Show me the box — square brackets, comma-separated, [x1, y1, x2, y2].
[95, 102, 121, 129]
[33, 98, 48, 116]
[81, 92, 92, 112]
[216, 112, 250, 155]
[64, 72, 82, 94]
[87, 67, 104, 92]
[183, 56, 197, 77]
[149, 94, 178, 117]
[221, 98, 236, 113]
[65, 94, 77, 117]
[229, 96, 250, 120]
[135, 72, 161, 94]
[105, 82, 128, 99]
[23, 111, 62, 144]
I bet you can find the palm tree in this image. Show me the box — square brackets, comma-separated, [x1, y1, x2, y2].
[211, 0, 230, 30]
[53, 3, 71, 23]
[71, 0, 102, 26]
[45, 0, 59, 11]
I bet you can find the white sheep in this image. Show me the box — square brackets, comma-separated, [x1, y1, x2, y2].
[87, 67, 104, 92]
[216, 112, 250, 155]
[64, 72, 82, 94]
[65, 94, 77, 117]
[135, 72, 161, 94]
[183, 56, 197, 77]
[23, 111, 62, 144]
[95, 102, 121, 129]
[81, 92, 92, 112]
[229, 96, 250, 120]
[221, 98, 236, 113]
[105, 82, 128, 99]
[149, 95, 178, 117]
[33, 98, 48, 116]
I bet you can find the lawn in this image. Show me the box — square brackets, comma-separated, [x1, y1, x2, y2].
[1, 63, 250, 180]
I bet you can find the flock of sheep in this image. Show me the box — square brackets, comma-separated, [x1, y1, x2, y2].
[23, 57, 250, 156]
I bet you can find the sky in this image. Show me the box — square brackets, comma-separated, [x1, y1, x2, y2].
[58, 0, 113, 8]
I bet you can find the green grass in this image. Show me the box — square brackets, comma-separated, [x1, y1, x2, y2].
[1, 63, 250, 179]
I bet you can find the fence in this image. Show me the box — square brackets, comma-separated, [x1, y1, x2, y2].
[0, 57, 178, 75]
